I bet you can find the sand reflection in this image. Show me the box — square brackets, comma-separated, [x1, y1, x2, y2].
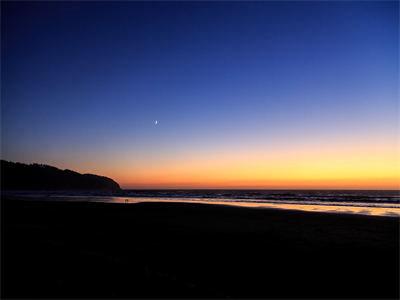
[109, 197, 400, 217]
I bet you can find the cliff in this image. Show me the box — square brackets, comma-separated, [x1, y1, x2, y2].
[1, 160, 121, 192]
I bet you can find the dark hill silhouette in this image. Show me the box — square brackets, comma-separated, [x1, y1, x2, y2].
[1, 160, 121, 192]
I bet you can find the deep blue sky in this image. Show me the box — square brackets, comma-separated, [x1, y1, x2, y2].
[1, 1, 398, 188]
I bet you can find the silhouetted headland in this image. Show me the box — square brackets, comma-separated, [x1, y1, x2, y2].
[1, 160, 121, 192]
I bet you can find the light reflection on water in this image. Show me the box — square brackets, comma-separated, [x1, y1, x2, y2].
[102, 197, 400, 217]
[10, 194, 400, 217]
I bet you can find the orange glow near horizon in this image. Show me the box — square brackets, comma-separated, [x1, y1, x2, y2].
[29, 132, 398, 190]
[76, 136, 399, 190]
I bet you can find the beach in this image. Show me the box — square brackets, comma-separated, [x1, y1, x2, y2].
[2, 198, 399, 298]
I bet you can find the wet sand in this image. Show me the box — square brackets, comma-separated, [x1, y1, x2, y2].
[2, 198, 399, 298]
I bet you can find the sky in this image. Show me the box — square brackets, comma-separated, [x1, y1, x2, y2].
[1, 1, 399, 189]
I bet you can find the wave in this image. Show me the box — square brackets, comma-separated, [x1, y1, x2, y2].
[122, 189, 400, 205]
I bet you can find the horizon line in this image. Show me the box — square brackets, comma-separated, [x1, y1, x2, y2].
[120, 187, 400, 191]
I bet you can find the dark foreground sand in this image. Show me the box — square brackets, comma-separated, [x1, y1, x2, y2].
[2, 198, 399, 298]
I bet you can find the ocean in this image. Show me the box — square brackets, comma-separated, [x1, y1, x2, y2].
[5, 189, 400, 217]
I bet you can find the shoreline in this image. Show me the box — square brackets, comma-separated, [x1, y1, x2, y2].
[4, 192, 400, 217]
[2, 198, 399, 298]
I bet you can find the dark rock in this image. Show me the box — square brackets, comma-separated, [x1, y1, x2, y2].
[1, 160, 121, 192]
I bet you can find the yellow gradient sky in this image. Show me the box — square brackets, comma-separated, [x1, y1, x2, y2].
[49, 133, 399, 190]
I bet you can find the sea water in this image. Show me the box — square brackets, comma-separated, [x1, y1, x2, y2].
[6, 189, 400, 217]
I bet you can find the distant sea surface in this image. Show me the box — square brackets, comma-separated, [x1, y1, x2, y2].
[5, 189, 400, 217]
